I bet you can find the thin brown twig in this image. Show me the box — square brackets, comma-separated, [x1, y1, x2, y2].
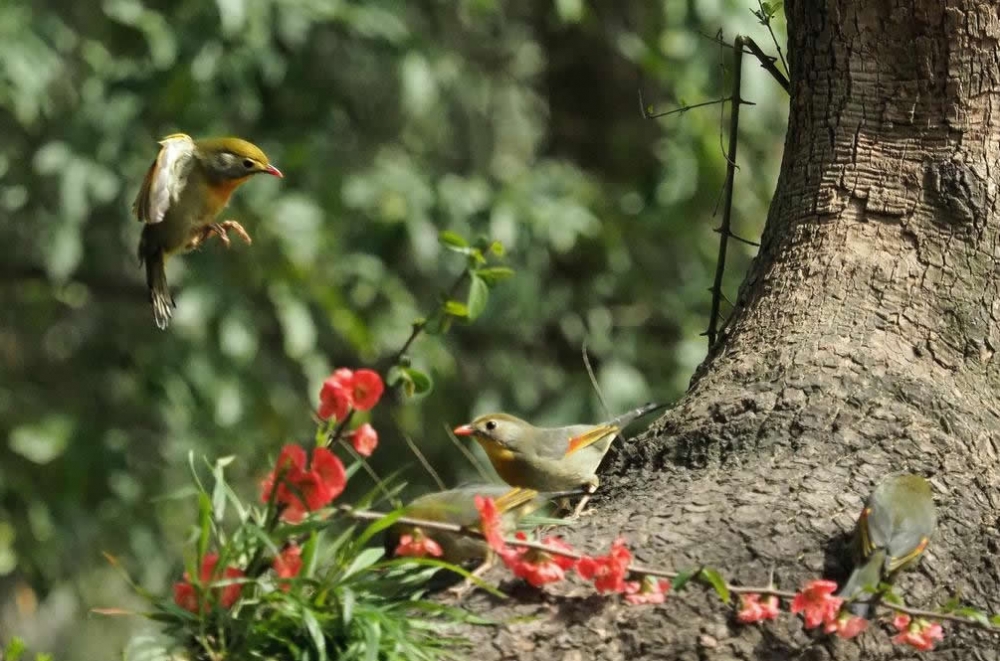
[334, 504, 1000, 632]
[743, 36, 790, 94]
[753, 1, 788, 74]
[640, 92, 751, 120]
[707, 37, 745, 348]
[399, 428, 446, 491]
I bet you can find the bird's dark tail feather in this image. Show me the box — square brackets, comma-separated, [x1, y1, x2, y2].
[144, 250, 175, 330]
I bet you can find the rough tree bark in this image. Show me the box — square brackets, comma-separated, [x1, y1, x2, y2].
[467, 1, 1000, 659]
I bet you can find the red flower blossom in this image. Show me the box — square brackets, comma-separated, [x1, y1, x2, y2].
[892, 614, 944, 651]
[260, 445, 347, 522]
[576, 538, 633, 594]
[173, 553, 244, 613]
[273, 544, 303, 591]
[736, 593, 781, 623]
[394, 531, 444, 558]
[824, 612, 868, 639]
[319, 370, 353, 421]
[499, 533, 575, 587]
[350, 369, 384, 411]
[351, 423, 379, 456]
[474, 495, 506, 552]
[790, 580, 843, 629]
[624, 576, 670, 605]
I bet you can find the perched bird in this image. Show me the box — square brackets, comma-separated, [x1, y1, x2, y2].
[837, 473, 937, 617]
[385, 484, 546, 565]
[452, 402, 665, 495]
[132, 133, 283, 329]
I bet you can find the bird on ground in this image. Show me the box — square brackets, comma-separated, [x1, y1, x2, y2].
[452, 402, 665, 513]
[132, 133, 283, 329]
[385, 483, 546, 566]
[837, 473, 937, 617]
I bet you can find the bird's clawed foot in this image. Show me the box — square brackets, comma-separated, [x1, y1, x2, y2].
[185, 220, 253, 251]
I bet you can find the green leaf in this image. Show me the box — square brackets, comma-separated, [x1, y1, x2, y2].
[466, 275, 488, 320]
[990, 613, 1000, 626]
[475, 266, 515, 286]
[953, 606, 990, 625]
[443, 300, 469, 318]
[438, 230, 468, 250]
[342, 586, 356, 626]
[698, 568, 730, 604]
[303, 608, 328, 661]
[197, 492, 212, 562]
[401, 367, 432, 396]
[489, 240, 504, 256]
[344, 547, 385, 578]
[671, 569, 696, 592]
[211, 465, 227, 523]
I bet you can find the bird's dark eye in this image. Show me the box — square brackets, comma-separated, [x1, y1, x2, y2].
[242, 159, 254, 169]
[485, 420, 497, 431]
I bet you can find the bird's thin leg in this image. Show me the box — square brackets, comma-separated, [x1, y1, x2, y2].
[570, 485, 598, 519]
[216, 220, 253, 245]
[183, 226, 218, 251]
[446, 554, 496, 601]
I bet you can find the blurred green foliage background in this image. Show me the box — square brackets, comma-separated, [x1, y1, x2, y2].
[0, 0, 786, 656]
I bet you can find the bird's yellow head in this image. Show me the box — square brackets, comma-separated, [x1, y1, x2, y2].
[195, 137, 283, 181]
[453, 413, 531, 460]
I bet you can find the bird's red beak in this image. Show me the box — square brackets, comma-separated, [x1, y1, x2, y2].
[264, 164, 283, 178]
[452, 424, 474, 436]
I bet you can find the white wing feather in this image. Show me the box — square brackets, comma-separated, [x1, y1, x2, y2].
[144, 133, 195, 224]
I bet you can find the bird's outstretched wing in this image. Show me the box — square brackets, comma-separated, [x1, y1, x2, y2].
[132, 133, 196, 224]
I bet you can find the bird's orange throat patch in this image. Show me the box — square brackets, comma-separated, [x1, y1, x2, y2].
[206, 175, 252, 210]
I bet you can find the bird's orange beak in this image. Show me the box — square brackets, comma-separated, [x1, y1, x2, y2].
[452, 424, 474, 436]
[264, 164, 283, 178]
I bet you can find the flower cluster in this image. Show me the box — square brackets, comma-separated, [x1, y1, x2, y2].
[173, 553, 245, 613]
[260, 445, 347, 522]
[319, 368, 384, 422]
[787, 580, 866, 639]
[736, 594, 780, 623]
[473, 496, 662, 603]
[272, 544, 303, 592]
[892, 614, 945, 651]
[319, 368, 384, 455]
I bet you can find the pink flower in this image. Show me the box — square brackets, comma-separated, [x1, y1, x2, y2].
[350, 369, 385, 411]
[576, 538, 633, 593]
[624, 576, 670, 605]
[394, 531, 444, 558]
[474, 496, 506, 552]
[892, 614, 944, 651]
[736, 593, 781, 623]
[790, 580, 843, 629]
[260, 445, 347, 522]
[173, 553, 244, 613]
[351, 423, 379, 456]
[273, 544, 303, 591]
[824, 612, 867, 639]
[499, 533, 575, 587]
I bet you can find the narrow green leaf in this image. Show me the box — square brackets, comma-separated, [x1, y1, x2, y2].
[344, 547, 385, 578]
[211, 465, 227, 523]
[443, 300, 469, 318]
[671, 569, 696, 592]
[953, 606, 990, 625]
[698, 568, 730, 604]
[401, 368, 432, 395]
[342, 586, 356, 626]
[303, 608, 328, 661]
[475, 267, 515, 286]
[197, 492, 212, 562]
[990, 613, 1000, 626]
[438, 231, 469, 249]
[466, 275, 488, 320]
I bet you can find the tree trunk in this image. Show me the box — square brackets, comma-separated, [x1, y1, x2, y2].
[468, 0, 1000, 659]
